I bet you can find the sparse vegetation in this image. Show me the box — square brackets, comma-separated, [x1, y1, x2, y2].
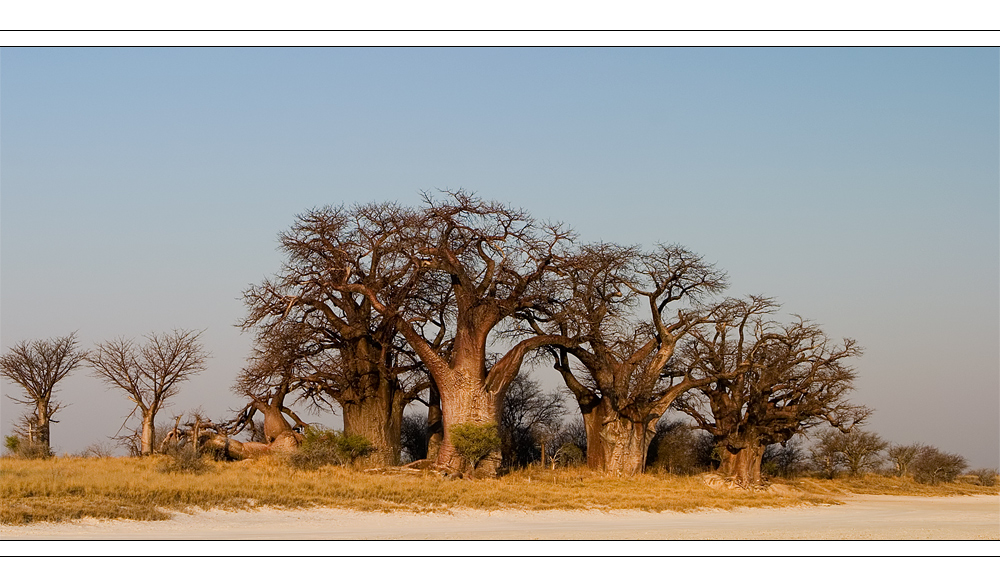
[3, 456, 996, 526]
[289, 427, 375, 470]
[968, 468, 998, 487]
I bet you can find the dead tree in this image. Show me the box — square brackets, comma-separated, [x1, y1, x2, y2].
[1, 333, 88, 454]
[674, 299, 868, 487]
[88, 329, 208, 456]
[528, 243, 732, 475]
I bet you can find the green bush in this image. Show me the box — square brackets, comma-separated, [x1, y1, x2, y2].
[450, 422, 501, 470]
[290, 427, 375, 470]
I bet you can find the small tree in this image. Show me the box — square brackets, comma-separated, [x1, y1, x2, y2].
[837, 429, 887, 476]
[762, 439, 807, 478]
[887, 443, 923, 477]
[449, 422, 501, 475]
[498, 375, 566, 469]
[400, 412, 429, 463]
[88, 329, 208, 456]
[1, 333, 87, 456]
[912, 446, 967, 485]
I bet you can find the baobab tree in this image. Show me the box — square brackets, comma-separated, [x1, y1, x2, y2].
[1, 333, 88, 454]
[674, 299, 868, 486]
[240, 202, 440, 465]
[332, 191, 577, 475]
[527, 242, 733, 475]
[88, 329, 209, 456]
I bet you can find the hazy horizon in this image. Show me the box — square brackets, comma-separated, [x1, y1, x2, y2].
[2, 48, 997, 468]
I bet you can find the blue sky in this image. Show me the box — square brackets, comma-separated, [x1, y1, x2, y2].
[2, 48, 997, 467]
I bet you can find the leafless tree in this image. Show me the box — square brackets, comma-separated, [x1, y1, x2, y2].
[329, 191, 577, 475]
[674, 299, 868, 486]
[498, 374, 567, 469]
[88, 329, 208, 456]
[1, 333, 87, 454]
[240, 202, 438, 465]
[887, 442, 923, 477]
[526, 242, 732, 475]
[835, 429, 887, 476]
[912, 445, 967, 485]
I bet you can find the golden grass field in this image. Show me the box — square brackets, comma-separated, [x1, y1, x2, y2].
[2, 455, 996, 526]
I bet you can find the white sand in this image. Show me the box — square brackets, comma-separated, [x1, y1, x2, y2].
[2, 494, 998, 541]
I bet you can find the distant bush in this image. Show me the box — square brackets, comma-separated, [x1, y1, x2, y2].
[290, 427, 375, 470]
[646, 419, 714, 475]
[912, 446, 967, 485]
[553, 442, 585, 467]
[4, 435, 52, 459]
[159, 444, 210, 474]
[968, 468, 998, 487]
[450, 423, 501, 470]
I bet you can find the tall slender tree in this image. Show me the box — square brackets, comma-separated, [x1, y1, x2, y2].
[1, 333, 87, 454]
[88, 329, 208, 456]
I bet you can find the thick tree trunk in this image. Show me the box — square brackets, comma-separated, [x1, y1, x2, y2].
[435, 367, 502, 476]
[140, 412, 156, 456]
[716, 441, 766, 487]
[577, 396, 657, 476]
[252, 400, 294, 443]
[600, 416, 655, 476]
[341, 381, 406, 467]
[580, 400, 608, 471]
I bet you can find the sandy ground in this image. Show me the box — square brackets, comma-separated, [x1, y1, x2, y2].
[2, 494, 998, 542]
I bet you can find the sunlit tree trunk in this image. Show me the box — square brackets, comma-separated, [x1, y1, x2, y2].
[716, 438, 766, 487]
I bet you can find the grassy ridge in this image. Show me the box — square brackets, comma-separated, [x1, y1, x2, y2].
[2, 456, 995, 526]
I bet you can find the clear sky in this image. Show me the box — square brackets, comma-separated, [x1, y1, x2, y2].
[2, 48, 997, 468]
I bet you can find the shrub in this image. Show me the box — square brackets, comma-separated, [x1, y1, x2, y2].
[159, 444, 210, 474]
[4, 435, 52, 459]
[450, 422, 501, 470]
[968, 468, 998, 487]
[290, 427, 375, 470]
[553, 442, 585, 467]
[912, 446, 967, 485]
[887, 443, 922, 477]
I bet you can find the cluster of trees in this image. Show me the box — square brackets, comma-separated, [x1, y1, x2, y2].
[2, 191, 989, 487]
[228, 191, 870, 483]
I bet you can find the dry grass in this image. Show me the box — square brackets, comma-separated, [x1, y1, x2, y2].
[2, 457, 995, 526]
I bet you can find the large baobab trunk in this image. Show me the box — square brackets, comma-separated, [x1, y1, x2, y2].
[577, 395, 657, 475]
[600, 417, 656, 476]
[716, 439, 766, 487]
[434, 366, 504, 476]
[341, 382, 407, 467]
